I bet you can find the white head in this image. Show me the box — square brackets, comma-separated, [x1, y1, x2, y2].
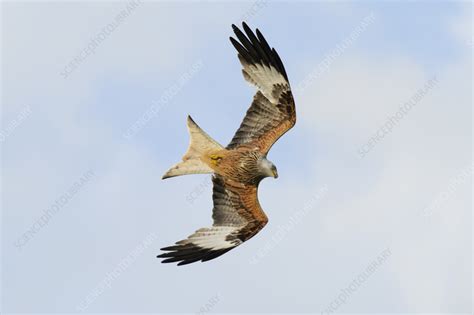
[258, 157, 278, 179]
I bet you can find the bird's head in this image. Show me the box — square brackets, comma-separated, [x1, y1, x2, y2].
[259, 157, 278, 179]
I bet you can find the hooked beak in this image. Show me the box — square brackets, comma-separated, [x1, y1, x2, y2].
[272, 169, 279, 178]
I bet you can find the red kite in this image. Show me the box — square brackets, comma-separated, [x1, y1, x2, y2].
[159, 22, 296, 265]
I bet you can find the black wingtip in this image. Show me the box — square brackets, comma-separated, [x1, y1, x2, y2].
[160, 245, 181, 251]
[242, 21, 252, 34]
[157, 242, 236, 266]
[229, 21, 289, 81]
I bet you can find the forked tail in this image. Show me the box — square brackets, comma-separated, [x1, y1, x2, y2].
[162, 116, 223, 179]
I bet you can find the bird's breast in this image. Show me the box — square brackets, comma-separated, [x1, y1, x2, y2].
[216, 150, 261, 184]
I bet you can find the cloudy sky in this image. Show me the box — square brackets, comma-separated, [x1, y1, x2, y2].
[2, 1, 472, 313]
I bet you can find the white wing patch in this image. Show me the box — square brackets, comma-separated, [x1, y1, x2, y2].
[241, 61, 287, 103]
[181, 226, 243, 250]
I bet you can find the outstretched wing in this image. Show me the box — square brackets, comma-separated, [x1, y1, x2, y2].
[227, 22, 296, 153]
[157, 175, 267, 266]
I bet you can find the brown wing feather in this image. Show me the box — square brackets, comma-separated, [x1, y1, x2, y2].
[218, 175, 268, 225]
[228, 22, 296, 153]
[158, 175, 267, 265]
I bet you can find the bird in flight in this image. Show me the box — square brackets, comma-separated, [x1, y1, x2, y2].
[158, 22, 296, 265]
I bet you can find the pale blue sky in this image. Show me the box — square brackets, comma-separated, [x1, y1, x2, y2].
[1, 1, 472, 313]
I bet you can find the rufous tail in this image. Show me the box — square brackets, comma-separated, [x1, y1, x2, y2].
[162, 116, 223, 179]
